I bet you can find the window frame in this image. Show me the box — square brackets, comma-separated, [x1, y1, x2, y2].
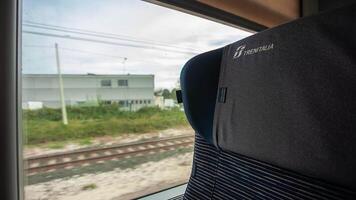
[145, 0, 265, 32]
[1, 0, 22, 200]
[12, 1, 266, 200]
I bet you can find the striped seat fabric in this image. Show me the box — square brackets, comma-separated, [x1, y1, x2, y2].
[184, 135, 356, 200]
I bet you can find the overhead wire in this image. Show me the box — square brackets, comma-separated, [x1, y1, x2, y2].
[23, 30, 199, 55]
[23, 44, 180, 64]
[23, 20, 202, 53]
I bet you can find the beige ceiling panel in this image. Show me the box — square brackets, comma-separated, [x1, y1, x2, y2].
[196, 0, 300, 27]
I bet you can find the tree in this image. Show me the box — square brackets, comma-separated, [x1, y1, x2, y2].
[162, 89, 171, 99]
[171, 88, 177, 102]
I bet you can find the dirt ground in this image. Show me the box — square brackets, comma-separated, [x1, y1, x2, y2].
[24, 127, 195, 200]
[25, 152, 193, 200]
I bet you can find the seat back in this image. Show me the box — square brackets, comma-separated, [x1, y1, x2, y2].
[181, 3, 356, 199]
[180, 48, 223, 144]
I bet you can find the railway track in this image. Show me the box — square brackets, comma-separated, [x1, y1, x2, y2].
[24, 134, 194, 175]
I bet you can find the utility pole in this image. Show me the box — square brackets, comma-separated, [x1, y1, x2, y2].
[55, 43, 68, 125]
[122, 57, 128, 74]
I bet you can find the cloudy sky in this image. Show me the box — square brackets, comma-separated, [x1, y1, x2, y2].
[22, 0, 252, 89]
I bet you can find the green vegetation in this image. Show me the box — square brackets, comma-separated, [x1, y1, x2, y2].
[46, 142, 65, 149]
[155, 88, 178, 100]
[81, 183, 97, 190]
[23, 105, 188, 145]
[78, 138, 93, 146]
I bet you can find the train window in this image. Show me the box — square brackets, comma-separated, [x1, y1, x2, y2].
[22, 0, 251, 199]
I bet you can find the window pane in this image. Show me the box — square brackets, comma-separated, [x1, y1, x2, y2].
[22, 0, 252, 199]
[100, 79, 112, 87]
[118, 79, 128, 86]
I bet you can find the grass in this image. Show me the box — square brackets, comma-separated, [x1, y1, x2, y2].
[47, 142, 65, 149]
[81, 183, 97, 190]
[23, 105, 189, 145]
[78, 138, 93, 146]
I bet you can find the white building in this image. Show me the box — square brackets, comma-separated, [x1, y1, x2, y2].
[22, 74, 155, 111]
[155, 96, 164, 109]
[164, 99, 176, 108]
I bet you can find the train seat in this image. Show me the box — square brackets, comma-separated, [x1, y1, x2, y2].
[180, 3, 356, 199]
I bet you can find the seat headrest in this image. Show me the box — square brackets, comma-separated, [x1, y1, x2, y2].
[180, 48, 222, 144]
[212, 4, 356, 190]
[181, 3, 356, 190]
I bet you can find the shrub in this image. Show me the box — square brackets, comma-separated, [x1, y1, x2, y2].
[23, 105, 189, 145]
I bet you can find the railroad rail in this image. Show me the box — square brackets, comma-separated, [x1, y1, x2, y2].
[24, 134, 194, 175]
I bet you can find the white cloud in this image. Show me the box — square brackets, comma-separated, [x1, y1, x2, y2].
[23, 0, 252, 89]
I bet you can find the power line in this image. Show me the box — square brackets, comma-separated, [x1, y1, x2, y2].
[23, 30, 199, 55]
[23, 20, 157, 43]
[61, 47, 128, 60]
[24, 20, 201, 52]
[23, 44, 128, 60]
[23, 44, 181, 64]
[23, 21, 201, 53]
[24, 23, 200, 53]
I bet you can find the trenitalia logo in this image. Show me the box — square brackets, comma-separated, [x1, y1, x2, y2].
[233, 45, 246, 58]
[233, 43, 274, 59]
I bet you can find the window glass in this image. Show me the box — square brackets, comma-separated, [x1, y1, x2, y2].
[22, 0, 252, 199]
[101, 79, 112, 87]
[118, 79, 128, 86]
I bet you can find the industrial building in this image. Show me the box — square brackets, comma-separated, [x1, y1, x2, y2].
[22, 74, 155, 111]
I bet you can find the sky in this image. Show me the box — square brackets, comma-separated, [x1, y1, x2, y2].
[22, 0, 252, 89]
